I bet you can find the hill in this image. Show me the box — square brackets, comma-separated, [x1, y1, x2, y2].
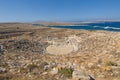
[0, 23, 120, 80]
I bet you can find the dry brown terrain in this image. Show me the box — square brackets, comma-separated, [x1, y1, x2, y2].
[0, 23, 120, 80]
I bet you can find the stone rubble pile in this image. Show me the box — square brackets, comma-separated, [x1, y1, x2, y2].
[1, 39, 47, 54]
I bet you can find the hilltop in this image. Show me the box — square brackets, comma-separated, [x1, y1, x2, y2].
[0, 23, 120, 80]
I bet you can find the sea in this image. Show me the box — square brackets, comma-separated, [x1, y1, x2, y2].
[49, 22, 120, 32]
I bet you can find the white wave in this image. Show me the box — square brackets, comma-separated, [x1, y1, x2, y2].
[104, 26, 110, 29]
[93, 26, 120, 30]
[104, 26, 120, 30]
[93, 26, 101, 28]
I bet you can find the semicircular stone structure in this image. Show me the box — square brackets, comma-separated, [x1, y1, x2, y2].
[46, 35, 81, 55]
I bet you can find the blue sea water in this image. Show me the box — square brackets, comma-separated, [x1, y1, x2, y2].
[49, 22, 120, 32]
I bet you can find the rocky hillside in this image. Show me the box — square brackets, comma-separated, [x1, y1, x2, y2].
[0, 23, 120, 80]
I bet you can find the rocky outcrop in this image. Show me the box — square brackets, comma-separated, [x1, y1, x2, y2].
[72, 70, 89, 80]
[2, 39, 46, 54]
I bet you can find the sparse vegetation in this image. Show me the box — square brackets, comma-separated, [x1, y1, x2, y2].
[58, 68, 73, 78]
[106, 61, 118, 66]
[27, 64, 38, 72]
[0, 23, 120, 80]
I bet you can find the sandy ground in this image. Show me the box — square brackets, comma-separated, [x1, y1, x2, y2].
[46, 44, 74, 55]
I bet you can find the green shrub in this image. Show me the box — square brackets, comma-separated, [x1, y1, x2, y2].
[106, 61, 117, 66]
[19, 67, 26, 73]
[58, 68, 73, 78]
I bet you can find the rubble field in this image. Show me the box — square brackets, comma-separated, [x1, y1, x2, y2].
[0, 23, 120, 80]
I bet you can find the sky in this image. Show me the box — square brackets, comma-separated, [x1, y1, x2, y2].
[0, 0, 120, 22]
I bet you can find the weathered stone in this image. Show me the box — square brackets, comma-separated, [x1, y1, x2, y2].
[3, 39, 46, 53]
[72, 70, 89, 80]
[0, 67, 7, 74]
[50, 67, 58, 75]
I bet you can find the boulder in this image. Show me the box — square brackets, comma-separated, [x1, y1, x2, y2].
[72, 70, 89, 80]
[0, 67, 7, 74]
[50, 67, 58, 75]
